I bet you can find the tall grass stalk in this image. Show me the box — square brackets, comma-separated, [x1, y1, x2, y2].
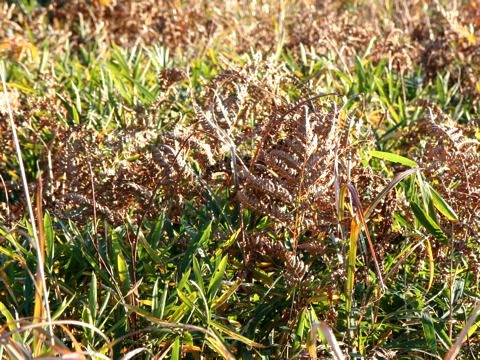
[0, 62, 53, 343]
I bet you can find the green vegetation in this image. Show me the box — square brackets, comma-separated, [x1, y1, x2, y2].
[1, 0, 479, 359]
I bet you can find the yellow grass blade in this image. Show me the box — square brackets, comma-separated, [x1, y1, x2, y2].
[425, 238, 434, 292]
[33, 183, 46, 356]
[212, 279, 242, 309]
[207, 336, 235, 360]
[210, 322, 265, 348]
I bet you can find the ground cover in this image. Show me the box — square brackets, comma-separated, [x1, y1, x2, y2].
[1, 0, 480, 359]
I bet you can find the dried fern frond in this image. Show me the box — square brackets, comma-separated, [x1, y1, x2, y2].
[236, 97, 349, 239]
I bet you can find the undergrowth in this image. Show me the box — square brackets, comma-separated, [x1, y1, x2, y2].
[0, 0, 479, 359]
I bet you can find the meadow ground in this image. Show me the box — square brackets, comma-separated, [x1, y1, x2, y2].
[1, 0, 480, 359]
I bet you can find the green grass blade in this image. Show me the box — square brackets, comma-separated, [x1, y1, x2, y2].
[367, 150, 418, 168]
[43, 212, 54, 271]
[429, 185, 459, 221]
[410, 202, 448, 245]
[116, 251, 130, 296]
[422, 310, 437, 354]
[0, 301, 21, 342]
[171, 337, 180, 360]
[89, 272, 98, 323]
[416, 172, 438, 223]
[152, 278, 160, 317]
[180, 221, 212, 274]
[159, 281, 168, 320]
[208, 255, 228, 301]
[192, 256, 206, 295]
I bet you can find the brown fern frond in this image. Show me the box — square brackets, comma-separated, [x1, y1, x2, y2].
[239, 168, 295, 205]
[236, 191, 290, 223]
[64, 193, 117, 223]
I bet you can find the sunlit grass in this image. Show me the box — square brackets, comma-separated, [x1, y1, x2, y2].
[0, 1, 479, 359]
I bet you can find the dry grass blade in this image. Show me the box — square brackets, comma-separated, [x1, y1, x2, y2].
[120, 347, 152, 360]
[444, 305, 480, 360]
[38, 355, 99, 360]
[313, 321, 346, 360]
[1, 62, 53, 343]
[364, 167, 421, 219]
[0, 173, 10, 218]
[0, 319, 112, 359]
